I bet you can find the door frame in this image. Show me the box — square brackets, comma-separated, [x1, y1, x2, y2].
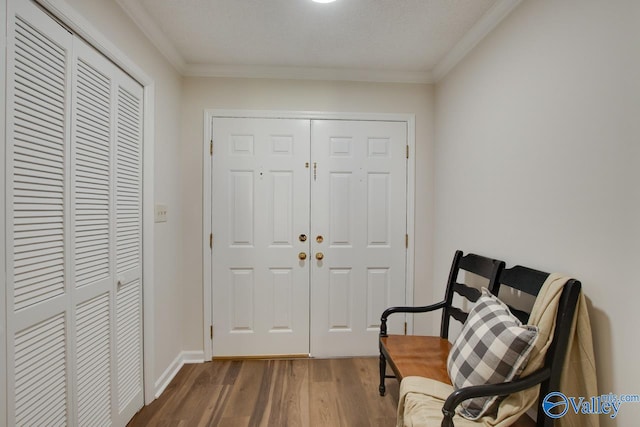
[3, 0, 157, 408]
[202, 109, 416, 360]
[1, 0, 7, 420]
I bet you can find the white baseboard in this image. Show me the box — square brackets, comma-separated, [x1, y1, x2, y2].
[154, 350, 206, 399]
[181, 350, 206, 364]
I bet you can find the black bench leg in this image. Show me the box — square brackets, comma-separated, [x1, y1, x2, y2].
[379, 353, 386, 396]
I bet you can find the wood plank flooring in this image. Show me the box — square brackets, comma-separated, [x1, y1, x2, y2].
[128, 357, 399, 427]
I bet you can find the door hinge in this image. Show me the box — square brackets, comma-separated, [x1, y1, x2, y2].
[406, 145, 409, 159]
[210, 325, 213, 339]
[404, 322, 408, 335]
[405, 234, 408, 248]
[209, 233, 213, 249]
[210, 139, 213, 155]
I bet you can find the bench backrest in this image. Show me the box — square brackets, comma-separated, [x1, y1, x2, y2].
[495, 265, 582, 427]
[439, 250, 505, 339]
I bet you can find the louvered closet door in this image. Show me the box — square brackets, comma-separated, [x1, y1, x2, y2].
[71, 36, 117, 427]
[71, 35, 144, 427]
[6, 2, 73, 424]
[6, 1, 144, 425]
[112, 56, 144, 427]
[71, 35, 145, 427]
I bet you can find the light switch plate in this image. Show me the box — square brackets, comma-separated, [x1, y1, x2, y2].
[155, 204, 168, 223]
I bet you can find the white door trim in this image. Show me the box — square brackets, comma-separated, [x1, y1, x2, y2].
[202, 109, 416, 360]
[1, 0, 7, 422]
[28, 0, 156, 405]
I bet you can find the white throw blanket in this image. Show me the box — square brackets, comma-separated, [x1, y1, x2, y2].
[397, 274, 599, 427]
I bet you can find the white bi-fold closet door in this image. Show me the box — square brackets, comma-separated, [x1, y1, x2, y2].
[211, 117, 407, 358]
[5, 1, 144, 426]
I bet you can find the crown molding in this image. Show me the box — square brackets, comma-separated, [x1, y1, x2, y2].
[185, 63, 433, 84]
[113, 0, 432, 83]
[115, 0, 186, 74]
[114, 0, 520, 84]
[432, 0, 523, 82]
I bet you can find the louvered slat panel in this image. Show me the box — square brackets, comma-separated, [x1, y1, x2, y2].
[76, 293, 112, 426]
[116, 86, 141, 274]
[116, 279, 142, 411]
[14, 314, 67, 426]
[12, 15, 66, 312]
[74, 58, 111, 288]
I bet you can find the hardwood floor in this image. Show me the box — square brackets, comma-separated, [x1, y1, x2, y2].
[128, 357, 399, 427]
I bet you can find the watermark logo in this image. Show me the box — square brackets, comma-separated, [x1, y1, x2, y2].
[543, 392, 640, 419]
[542, 392, 569, 419]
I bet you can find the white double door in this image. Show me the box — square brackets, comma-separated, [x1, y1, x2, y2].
[212, 117, 407, 357]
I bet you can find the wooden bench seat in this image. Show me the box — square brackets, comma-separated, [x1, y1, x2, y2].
[380, 335, 452, 385]
[381, 335, 537, 427]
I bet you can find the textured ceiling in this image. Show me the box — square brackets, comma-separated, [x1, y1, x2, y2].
[118, 0, 520, 82]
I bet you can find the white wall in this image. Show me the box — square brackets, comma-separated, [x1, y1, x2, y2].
[180, 77, 435, 350]
[62, 0, 184, 385]
[434, 1, 640, 425]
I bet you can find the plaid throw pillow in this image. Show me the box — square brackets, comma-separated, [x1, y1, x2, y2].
[447, 289, 539, 419]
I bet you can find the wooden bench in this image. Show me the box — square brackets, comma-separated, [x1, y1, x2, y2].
[379, 251, 581, 427]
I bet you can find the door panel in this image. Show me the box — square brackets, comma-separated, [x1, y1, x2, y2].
[212, 118, 311, 356]
[310, 120, 406, 357]
[14, 313, 68, 426]
[115, 278, 142, 415]
[76, 293, 111, 426]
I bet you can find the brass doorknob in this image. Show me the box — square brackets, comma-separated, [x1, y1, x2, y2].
[316, 235, 324, 243]
[299, 234, 307, 242]
[298, 252, 307, 260]
[315, 252, 324, 260]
